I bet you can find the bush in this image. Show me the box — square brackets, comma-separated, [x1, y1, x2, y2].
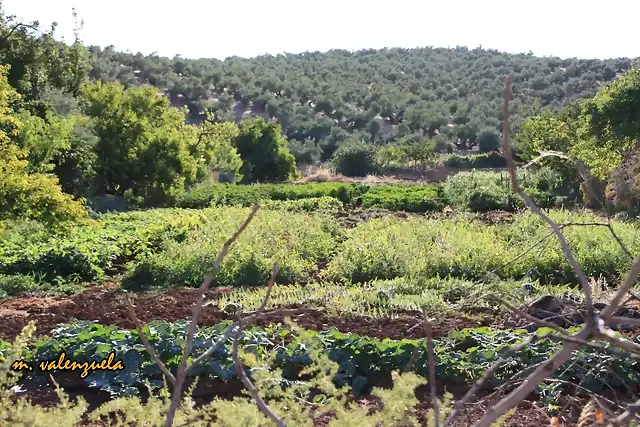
[0, 273, 37, 298]
[173, 182, 367, 209]
[324, 210, 640, 284]
[330, 140, 379, 177]
[0, 209, 208, 283]
[361, 185, 443, 212]
[442, 170, 559, 212]
[261, 196, 343, 212]
[443, 152, 507, 169]
[123, 208, 342, 290]
[234, 117, 298, 183]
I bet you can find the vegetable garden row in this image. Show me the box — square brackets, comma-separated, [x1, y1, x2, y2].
[2, 206, 639, 297]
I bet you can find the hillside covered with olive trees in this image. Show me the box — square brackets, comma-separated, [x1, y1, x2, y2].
[89, 46, 638, 159]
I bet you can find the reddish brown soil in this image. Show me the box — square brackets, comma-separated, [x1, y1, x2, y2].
[0, 283, 499, 342]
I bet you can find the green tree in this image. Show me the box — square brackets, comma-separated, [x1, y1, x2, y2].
[184, 114, 243, 183]
[477, 129, 501, 153]
[574, 68, 640, 178]
[330, 138, 379, 177]
[288, 138, 323, 166]
[0, 7, 91, 103]
[0, 65, 87, 228]
[52, 116, 99, 197]
[14, 110, 75, 173]
[376, 143, 404, 168]
[233, 117, 298, 183]
[80, 81, 199, 206]
[400, 137, 436, 172]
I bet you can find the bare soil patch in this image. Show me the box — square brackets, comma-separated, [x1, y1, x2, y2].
[0, 283, 498, 342]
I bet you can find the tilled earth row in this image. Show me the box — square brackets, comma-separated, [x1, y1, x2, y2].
[0, 283, 506, 341]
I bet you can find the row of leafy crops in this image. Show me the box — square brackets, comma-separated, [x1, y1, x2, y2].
[2, 208, 639, 293]
[2, 320, 637, 400]
[170, 168, 565, 213]
[0, 209, 209, 290]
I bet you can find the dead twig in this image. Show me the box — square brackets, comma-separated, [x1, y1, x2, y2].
[163, 205, 260, 427]
[127, 297, 177, 386]
[231, 263, 285, 427]
[601, 257, 640, 319]
[471, 77, 597, 427]
[485, 293, 569, 335]
[444, 335, 538, 426]
[422, 307, 440, 427]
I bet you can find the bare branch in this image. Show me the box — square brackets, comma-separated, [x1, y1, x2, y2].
[604, 316, 640, 328]
[470, 77, 598, 427]
[601, 257, 640, 318]
[444, 335, 538, 426]
[127, 296, 177, 386]
[473, 326, 591, 427]
[232, 325, 285, 426]
[596, 328, 640, 356]
[231, 263, 285, 427]
[165, 205, 261, 427]
[501, 79, 594, 320]
[486, 294, 569, 335]
[607, 398, 640, 426]
[422, 308, 440, 427]
[523, 150, 602, 208]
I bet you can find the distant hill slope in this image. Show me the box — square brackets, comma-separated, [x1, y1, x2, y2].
[88, 45, 637, 152]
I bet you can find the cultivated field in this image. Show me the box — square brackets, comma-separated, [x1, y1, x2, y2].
[2, 177, 640, 426]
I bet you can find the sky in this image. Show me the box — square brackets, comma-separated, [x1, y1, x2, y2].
[3, 0, 640, 60]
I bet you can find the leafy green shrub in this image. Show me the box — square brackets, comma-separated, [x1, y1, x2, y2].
[361, 184, 443, 212]
[0, 208, 208, 283]
[330, 139, 379, 177]
[0, 273, 37, 298]
[261, 196, 343, 212]
[477, 129, 501, 153]
[3, 319, 635, 403]
[173, 182, 366, 209]
[442, 170, 559, 212]
[443, 152, 507, 169]
[123, 207, 342, 290]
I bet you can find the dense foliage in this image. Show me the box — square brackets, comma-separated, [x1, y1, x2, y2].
[3, 205, 638, 295]
[87, 45, 637, 149]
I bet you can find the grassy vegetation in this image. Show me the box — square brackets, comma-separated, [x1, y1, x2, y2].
[324, 210, 640, 284]
[3, 197, 638, 296]
[122, 208, 342, 290]
[209, 277, 585, 318]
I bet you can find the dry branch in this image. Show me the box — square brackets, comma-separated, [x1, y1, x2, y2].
[600, 257, 640, 319]
[422, 308, 440, 427]
[161, 205, 260, 427]
[126, 297, 177, 386]
[470, 77, 600, 427]
[231, 263, 285, 427]
[444, 335, 538, 426]
[486, 294, 569, 335]
[501, 80, 594, 319]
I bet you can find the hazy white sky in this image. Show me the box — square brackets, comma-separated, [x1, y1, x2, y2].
[3, 0, 639, 60]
